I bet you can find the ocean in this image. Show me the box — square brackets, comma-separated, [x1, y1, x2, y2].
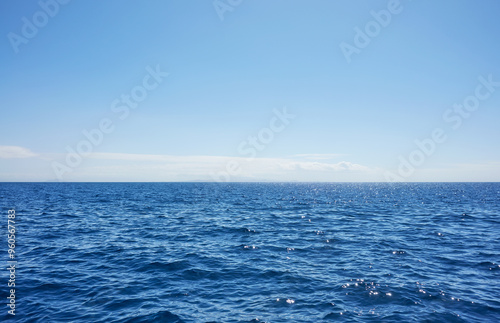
[0, 182, 499, 322]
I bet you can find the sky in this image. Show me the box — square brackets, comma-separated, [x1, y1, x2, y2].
[1, 0, 500, 182]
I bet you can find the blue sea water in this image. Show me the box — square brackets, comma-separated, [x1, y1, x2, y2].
[0, 182, 499, 322]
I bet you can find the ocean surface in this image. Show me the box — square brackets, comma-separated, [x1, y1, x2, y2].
[1, 182, 499, 322]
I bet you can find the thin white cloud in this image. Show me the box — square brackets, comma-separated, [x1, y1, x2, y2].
[84, 152, 368, 171]
[51, 152, 377, 182]
[86, 153, 229, 163]
[293, 153, 346, 160]
[0, 146, 38, 159]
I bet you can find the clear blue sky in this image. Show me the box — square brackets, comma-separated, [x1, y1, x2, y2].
[1, 0, 500, 181]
